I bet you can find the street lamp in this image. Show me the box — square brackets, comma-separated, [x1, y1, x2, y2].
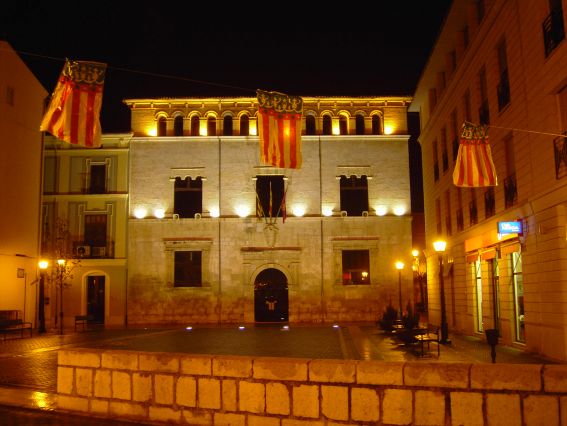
[395, 261, 405, 320]
[38, 260, 48, 334]
[433, 240, 449, 344]
[57, 258, 66, 335]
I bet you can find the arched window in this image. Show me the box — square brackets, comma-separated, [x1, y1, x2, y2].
[223, 115, 233, 136]
[339, 115, 348, 135]
[371, 115, 382, 135]
[240, 115, 249, 136]
[207, 116, 216, 136]
[355, 114, 365, 135]
[322, 115, 332, 135]
[191, 116, 200, 136]
[174, 116, 184, 136]
[305, 115, 316, 135]
[157, 117, 167, 137]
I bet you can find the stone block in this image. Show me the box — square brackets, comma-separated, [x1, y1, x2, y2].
[282, 420, 324, 426]
[57, 366, 74, 394]
[544, 365, 567, 392]
[450, 392, 483, 426]
[132, 372, 152, 402]
[239, 381, 265, 413]
[154, 374, 174, 405]
[198, 377, 221, 409]
[58, 395, 88, 412]
[382, 389, 412, 425]
[59, 350, 100, 368]
[102, 352, 138, 371]
[471, 364, 541, 391]
[254, 357, 309, 381]
[139, 353, 179, 373]
[523, 395, 559, 426]
[222, 379, 237, 411]
[109, 401, 146, 418]
[405, 363, 469, 389]
[309, 360, 356, 383]
[90, 399, 109, 414]
[177, 376, 197, 407]
[149, 406, 181, 423]
[356, 361, 404, 385]
[292, 384, 319, 418]
[266, 382, 290, 415]
[486, 393, 521, 426]
[248, 415, 281, 426]
[180, 355, 212, 376]
[213, 412, 246, 426]
[112, 371, 131, 400]
[94, 370, 112, 398]
[181, 410, 212, 425]
[414, 390, 445, 426]
[213, 356, 252, 378]
[351, 387, 379, 422]
[321, 385, 348, 421]
[75, 368, 93, 397]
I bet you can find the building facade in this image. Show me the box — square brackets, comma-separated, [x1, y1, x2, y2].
[124, 96, 413, 324]
[411, 0, 567, 360]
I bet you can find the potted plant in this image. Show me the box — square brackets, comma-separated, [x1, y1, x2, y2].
[378, 302, 399, 333]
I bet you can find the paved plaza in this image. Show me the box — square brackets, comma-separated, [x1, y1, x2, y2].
[0, 323, 558, 424]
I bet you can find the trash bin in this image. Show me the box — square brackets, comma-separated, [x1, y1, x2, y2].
[485, 329, 499, 363]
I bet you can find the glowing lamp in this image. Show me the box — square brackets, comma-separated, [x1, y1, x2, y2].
[210, 207, 220, 218]
[154, 208, 165, 219]
[249, 121, 257, 136]
[384, 125, 394, 135]
[412, 249, 419, 257]
[292, 205, 306, 217]
[235, 205, 250, 218]
[322, 206, 333, 217]
[134, 207, 147, 219]
[395, 261, 404, 270]
[433, 240, 447, 253]
[393, 206, 406, 216]
[375, 206, 388, 216]
[147, 128, 157, 137]
[38, 260, 49, 270]
[57, 258, 66, 267]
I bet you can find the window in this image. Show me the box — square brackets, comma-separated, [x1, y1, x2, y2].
[456, 188, 464, 231]
[429, 88, 437, 114]
[355, 114, 365, 135]
[543, 0, 565, 57]
[322, 115, 332, 135]
[437, 71, 446, 94]
[207, 117, 216, 136]
[484, 187, 495, 218]
[339, 115, 348, 135]
[504, 134, 517, 208]
[371, 115, 382, 135]
[342, 250, 370, 285]
[174, 177, 203, 218]
[497, 39, 511, 110]
[435, 198, 442, 235]
[339, 175, 368, 216]
[157, 117, 166, 137]
[441, 127, 448, 172]
[447, 50, 457, 76]
[174, 116, 184, 136]
[174, 251, 202, 287]
[445, 190, 452, 236]
[476, 0, 485, 23]
[451, 110, 459, 162]
[305, 115, 316, 135]
[89, 164, 106, 194]
[433, 140, 439, 182]
[469, 189, 478, 225]
[190, 116, 200, 136]
[240, 115, 249, 136]
[463, 89, 472, 122]
[510, 251, 525, 342]
[256, 175, 284, 218]
[478, 66, 490, 124]
[463, 25, 470, 49]
[6, 86, 14, 106]
[84, 214, 107, 252]
[223, 115, 233, 136]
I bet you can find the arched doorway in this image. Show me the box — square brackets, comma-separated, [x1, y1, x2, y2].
[254, 268, 289, 322]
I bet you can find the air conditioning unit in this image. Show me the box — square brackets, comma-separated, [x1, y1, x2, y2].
[91, 247, 106, 257]
[362, 211, 369, 217]
[340, 211, 348, 217]
[172, 213, 180, 220]
[76, 245, 91, 257]
[194, 213, 202, 219]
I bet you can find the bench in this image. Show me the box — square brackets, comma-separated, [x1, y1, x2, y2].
[0, 310, 21, 320]
[75, 315, 95, 331]
[414, 325, 440, 357]
[0, 319, 33, 340]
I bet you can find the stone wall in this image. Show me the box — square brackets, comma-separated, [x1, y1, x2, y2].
[58, 348, 567, 425]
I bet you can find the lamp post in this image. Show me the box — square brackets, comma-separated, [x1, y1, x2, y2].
[57, 258, 66, 335]
[395, 261, 405, 320]
[38, 260, 48, 334]
[433, 240, 449, 344]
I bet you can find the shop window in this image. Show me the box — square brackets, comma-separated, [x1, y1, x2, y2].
[174, 177, 203, 218]
[174, 251, 202, 287]
[342, 250, 370, 285]
[339, 175, 368, 216]
[256, 175, 285, 218]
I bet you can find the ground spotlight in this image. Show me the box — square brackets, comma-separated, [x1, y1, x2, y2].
[185, 326, 193, 331]
[238, 326, 245, 330]
[333, 324, 340, 329]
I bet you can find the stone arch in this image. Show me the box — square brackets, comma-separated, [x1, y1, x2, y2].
[253, 267, 289, 322]
[80, 270, 110, 324]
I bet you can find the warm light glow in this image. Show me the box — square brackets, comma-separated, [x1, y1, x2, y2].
[199, 120, 208, 136]
[238, 326, 245, 330]
[31, 391, 50, 409]
[375, 205, 388, 216]
[210, 207, 220, 218]
[134, 207, 147, 219]
[38, 260, 49, 270]
[147, 127, 157, 137]
[433, 240, 447, 253]
[393, 206, 406, 216]
[384, 125, 394, 135]
[332, 119, 340, 135]
[322, 206, 334, 217]
[235, 205, 250, 218]
[395, 261, 405, 270]
[361, 271, 369, 278]
[57, 258, 66, 267]
[292, 204, 306, 217]
[282, 325, 290, 331]
[412, 249, 419, 258]
[185, 326, 193, 331]
[154, 208, 165, 219]
[333, 324, 340, 328]
[249, 120, 257, 136]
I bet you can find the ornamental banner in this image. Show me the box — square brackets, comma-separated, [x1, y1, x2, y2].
[453, 122, 498, 187]
[40, 59, 107, 147]
[257, 90, 303, 169]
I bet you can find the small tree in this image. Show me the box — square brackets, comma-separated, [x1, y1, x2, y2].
[378, 301, 399, 332]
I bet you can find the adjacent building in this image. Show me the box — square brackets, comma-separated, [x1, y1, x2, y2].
[410, 0, 567, 360]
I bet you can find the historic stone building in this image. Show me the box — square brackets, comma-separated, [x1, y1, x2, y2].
[124, 96, 413, 324]
[411, 0, 567, 360]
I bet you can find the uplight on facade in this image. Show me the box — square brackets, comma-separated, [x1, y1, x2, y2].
[292, 204, 306, 217]
[393, 206, 406, 216]
[154, 208, 165, 219]
[375, 205, 388, 216]
[134, 207, 147, 219]
[210, 207, 220, 218]
[322, 206, 334, 217]
[235, 205, 250, 218]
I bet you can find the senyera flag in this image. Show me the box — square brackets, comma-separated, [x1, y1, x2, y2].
[257, 90, 303, 169]
[453, 122, 498, 187]
[40, 59, 107, 148]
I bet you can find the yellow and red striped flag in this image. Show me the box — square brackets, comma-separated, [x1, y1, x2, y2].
[40, 59, 107, 148]
[257, 90, 303, 169]
[453, 122, 498, 187]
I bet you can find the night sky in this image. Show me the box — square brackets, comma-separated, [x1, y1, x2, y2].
[2, 2, 453, 210]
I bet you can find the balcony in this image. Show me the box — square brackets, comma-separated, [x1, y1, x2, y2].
[484, 188, 495, 218]
[73, 242, 115, 259]
[554, 133, 567, 179]
[543, 8, 565, 57]
[504, 174, 518, 208]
